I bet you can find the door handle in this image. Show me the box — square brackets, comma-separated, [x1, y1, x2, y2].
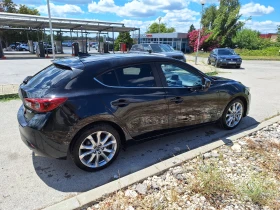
[170, 97, 183, 104]
[111, 99, 130, 107]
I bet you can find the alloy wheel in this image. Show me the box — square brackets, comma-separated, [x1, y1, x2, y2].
[78, 131, 117, 168]
[225, 102, 243, 128]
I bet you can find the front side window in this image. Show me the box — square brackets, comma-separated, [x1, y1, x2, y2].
[115, 64, 155, 87]
[160, 64, 202, 87]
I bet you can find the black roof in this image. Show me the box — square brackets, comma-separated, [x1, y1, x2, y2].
[53, 54, 178, 76]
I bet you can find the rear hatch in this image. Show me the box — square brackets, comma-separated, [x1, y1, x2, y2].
[19, 58, 84, 120]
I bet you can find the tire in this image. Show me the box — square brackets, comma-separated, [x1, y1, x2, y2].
[72, 123, 121, 172]
[215, 60, 220, 68]
[220, 99, 244, 130]
[207, 58, 211, 65]
[236, 65, 241, 69]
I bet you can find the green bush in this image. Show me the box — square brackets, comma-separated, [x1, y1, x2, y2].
[235, 47, 280, 56]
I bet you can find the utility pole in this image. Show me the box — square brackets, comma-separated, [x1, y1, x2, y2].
[47, 0, 55, 59]
[195, 0, 205, 65]
[158, 17, 161, 44]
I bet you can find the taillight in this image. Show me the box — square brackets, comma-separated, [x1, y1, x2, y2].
[24, 97, 67, 112]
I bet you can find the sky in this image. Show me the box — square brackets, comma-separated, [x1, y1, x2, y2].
[12, 0, 280, 34]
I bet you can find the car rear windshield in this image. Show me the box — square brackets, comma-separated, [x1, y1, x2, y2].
[24, 64, 75, 89]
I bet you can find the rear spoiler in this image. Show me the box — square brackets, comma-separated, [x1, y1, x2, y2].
[52, 58, 85, 71]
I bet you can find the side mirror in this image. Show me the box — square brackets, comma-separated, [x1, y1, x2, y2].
[202, 77, 211, 90]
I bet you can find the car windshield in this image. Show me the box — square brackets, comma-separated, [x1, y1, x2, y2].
[217, 49, 236, 55]
[150, 44, 174, 53]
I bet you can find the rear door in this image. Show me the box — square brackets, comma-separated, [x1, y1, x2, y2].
[95, 63, 169, 140]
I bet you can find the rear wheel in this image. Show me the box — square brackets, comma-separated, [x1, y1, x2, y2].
[72, 124, 121, 172]
[220, 99, 244, 130]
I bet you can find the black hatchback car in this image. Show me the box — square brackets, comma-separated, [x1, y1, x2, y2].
[208, 48, 242, 68]
[129, 43, 186, 62]
[18, 54, 250, 171]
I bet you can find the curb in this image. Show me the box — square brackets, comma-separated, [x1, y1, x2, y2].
[43, 115, 280, 210]
[0, 84, 19, 95]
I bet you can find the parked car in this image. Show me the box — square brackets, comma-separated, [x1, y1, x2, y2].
[129, 43, 186, 62]
[9, 42, 21, 50]
[44, 44, 54, 54]
[208, 48, 242, 68]
[17, 43, 29, 51]
[17, 54, 250, 171]
[62, 41, 72, 47]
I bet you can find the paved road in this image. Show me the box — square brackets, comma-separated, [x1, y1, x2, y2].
[0, 60, 280, 210]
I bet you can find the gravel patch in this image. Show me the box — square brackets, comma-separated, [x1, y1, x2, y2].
[85, 122, 280, 210]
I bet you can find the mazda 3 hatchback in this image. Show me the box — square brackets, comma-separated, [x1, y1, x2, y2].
[17, 54, 250, 171]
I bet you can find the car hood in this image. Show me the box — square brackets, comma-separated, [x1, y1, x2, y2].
[218, 55, 241, 59]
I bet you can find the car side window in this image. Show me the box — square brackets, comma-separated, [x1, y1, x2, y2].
[160, 63, 202, 87]
[96, 70, 118, 86]
[115, 64, 155, 87]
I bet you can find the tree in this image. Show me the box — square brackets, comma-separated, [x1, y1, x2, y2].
[232, 29, 262, 50]
[207, 0, 245, 47]
[188, 24, 196, 33]
[146, 22, 175, 33]
[18, 4, 40, 15]
[201, 5, 217, 30]
[0, 0, 40, 47]
[114, 32, 133, 51]
[188, 29, 219, 52]
[0, 0, 17, 13]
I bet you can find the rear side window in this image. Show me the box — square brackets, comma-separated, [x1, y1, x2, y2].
[25, 64, 74, 89]
[96, 64, 156, 87]
[115, 64, 155, 87]
[96, 70, 118, 86]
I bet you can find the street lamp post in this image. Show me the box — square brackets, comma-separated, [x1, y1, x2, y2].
[47, 0, 55, 59]
[158, 17, 161, 43]
[195, 0, 205, 65]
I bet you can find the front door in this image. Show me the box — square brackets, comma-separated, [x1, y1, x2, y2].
[156, 62, 221, 129]
[95, 63, 169, 140]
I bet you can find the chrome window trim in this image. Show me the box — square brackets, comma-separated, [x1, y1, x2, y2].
[94, 78, 200, 89]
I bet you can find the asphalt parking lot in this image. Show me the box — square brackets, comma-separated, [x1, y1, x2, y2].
[0, 59, 279, 210]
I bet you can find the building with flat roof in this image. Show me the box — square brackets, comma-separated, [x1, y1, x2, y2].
[133, 33, 190, 53]
[260, 33, 278, 42]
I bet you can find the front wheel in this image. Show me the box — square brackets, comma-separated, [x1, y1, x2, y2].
[220, 99, 244, 130]
[215, 60, 220, 68]
[207, 58, 211, 65]
[72, 124, 121, 172]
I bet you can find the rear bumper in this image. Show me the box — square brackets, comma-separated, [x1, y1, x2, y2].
[17, 105, 68, 159]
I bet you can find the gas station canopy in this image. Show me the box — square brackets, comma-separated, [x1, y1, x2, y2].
[0, 12, 139, 33]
